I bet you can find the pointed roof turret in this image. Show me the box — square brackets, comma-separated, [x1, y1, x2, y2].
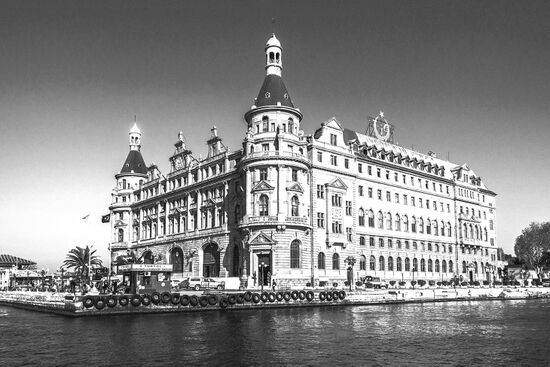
[118, 122, 147, 175]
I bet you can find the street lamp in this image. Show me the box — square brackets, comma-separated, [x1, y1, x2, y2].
[259, 261, 266, 293]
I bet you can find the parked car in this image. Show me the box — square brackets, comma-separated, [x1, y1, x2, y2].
[177, 277, 225, 291]
[542, 279, 550, 287]
[361, 276, 387, 289]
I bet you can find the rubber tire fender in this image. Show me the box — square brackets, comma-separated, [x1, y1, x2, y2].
[283, 292, 292, 302]
[219, 297, 229, 309]
[326, 292, 333, 301]
[141, 294, 152, 306]
[275, 292, 284, 301]
[106, 295, 117, 308]
[151, 292, 161, 305]
[160, 292, 171, 304]
[208, 294, 218, 306]
[339, 290, 346, 300]
[118, 295, 129, 307]
[260, 292, 269, 303]
[306, 291, 315, 302]
[319, 292, 326, 301]
[189, 295, 199, 307]
[268, 292, 276, 302]
[199, 296, 209, 307]
[170, 293, 181, 305]
[291, 291, 299, 300]
[82, 296, 95, 309]
[298, 291, 306, 300]
[332, 291, 340, 301]
[130, 294, 142, 307]
[236, 294, 245, 304]
[95, 297, 106, 310]
[244, 291, 253, 302]
[252, 293, 261, 304]
[228, 294, 237, 305]
[180, 295, 190, 306]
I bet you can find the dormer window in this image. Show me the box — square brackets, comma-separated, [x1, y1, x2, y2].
[330, 133, 337, 145]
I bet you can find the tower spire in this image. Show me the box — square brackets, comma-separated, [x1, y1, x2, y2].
[129, 121, 142, 151]
[265, 34, 282, 76]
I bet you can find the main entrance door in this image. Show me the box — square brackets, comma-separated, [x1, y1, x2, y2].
[203, 243, 220, 277]
[257, 253, 271, 286]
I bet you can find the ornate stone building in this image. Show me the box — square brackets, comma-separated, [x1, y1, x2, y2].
[108, 35, 499, 288]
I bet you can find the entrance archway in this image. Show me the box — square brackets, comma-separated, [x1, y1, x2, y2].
[203, 243, 220, 277]
[143, 251, 154, 264]
[257, 253, 271, 286]
[170, 248, 184, 273]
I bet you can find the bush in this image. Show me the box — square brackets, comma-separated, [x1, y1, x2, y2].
[513, 280, 521, 286]
[436, 281, 442, 287]
[389, 281, 396, 286]
[398, 281, 406, 286]
[428, 280, 436, 286]
[417, 280, 426, 287]
[473, 281, 480, 286]
[482, 280, 489, 286]
[461, 282, 468, 287]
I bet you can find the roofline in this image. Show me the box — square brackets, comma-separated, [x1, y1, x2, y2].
[115, 172, 148, 179]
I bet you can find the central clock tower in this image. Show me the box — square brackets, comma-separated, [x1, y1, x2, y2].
[170, 131, 193, 172]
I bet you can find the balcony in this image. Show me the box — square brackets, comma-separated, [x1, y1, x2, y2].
[239, 215, 311, 229]
[110, 242, 129, 250]
[458, 213, 481, 223]
[240, 151, 310, 166]
[285, 216, 309, 225]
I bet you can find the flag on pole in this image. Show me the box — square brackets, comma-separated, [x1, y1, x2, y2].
[101, 214, 111, 223]
[82, 214, 90, 221]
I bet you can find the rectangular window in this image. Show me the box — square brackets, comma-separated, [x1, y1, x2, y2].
[330, 133, 337, 145]
[358, 163, 363, 173]
[369, 237, 375, 247]
[419, 198, 423, 208]
[316, 185, 324, 199]
[447, 204, 451, 213]
[411, 197, 416, 207]
[359, 185, 364, 196]
[368, 166, 372, 175]
[344, 158, 349, 169]
[330, 155, 337, 166]
[386, 170, 390, 180]
[317, 212, 325, 228]
[433, 201, 437, 210]
[331, 194, 342, 207]
[292, 169, 298, 182]
[394, 172, 398, 182]
[368, 187, 373, 198]
[259, 168, 268, 181]
[388, 239, 393, 248]
[403, 174, 406, 184]
[377, 189, 382, 200]
[332, 221, 343, 233]
[317, 152, 323, 162]
[346, 227, 352, 241]
[386, 191, 391, 201]
[379, 238, 384, 248]
[404, 195, 408, 205]
[377, 168, 381, 178]
[345, 201, 352, 216]
[490, 220, 494, 230]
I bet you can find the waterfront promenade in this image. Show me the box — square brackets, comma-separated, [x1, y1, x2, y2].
[1, 286, 549, 316]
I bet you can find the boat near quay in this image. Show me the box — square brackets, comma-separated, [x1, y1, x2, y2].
[1, 285, 549, 317]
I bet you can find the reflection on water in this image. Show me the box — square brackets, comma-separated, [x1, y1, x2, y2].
[1, 300, 549, 366]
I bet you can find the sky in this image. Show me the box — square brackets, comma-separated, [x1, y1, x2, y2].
[1, 0, 549, 271]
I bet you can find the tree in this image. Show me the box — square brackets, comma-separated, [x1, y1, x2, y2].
[63, 245, 102, 282]
[514, 222, 550, 279]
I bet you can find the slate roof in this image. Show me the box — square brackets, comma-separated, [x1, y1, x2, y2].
[120, 150, 147, 175]
[255, 74, 294, 108]
[0, 254, 36, 267]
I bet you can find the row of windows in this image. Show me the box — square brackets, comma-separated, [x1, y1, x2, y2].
[358, 186, 451, 213]
[255, 116, 298, 135]
[318, 253, 455, 273]
[355, 210, 453, 237]
[257, 194, 300, 217]
[357, 237, 454, 253]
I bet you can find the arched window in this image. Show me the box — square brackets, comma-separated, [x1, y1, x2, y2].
[442, 260, 447, 273]
[203, 243, 220, 277]
[291, 195, 299, 216]
[358, 209, 365, 226]
[379, 256, 385, 271]
[449, 260, 453, 273]
[368, 210, 375, 227]
[403, 215, 409, 232]
[440, 221, 445, 236]
[484, 228, 488, 241]
[411, 216, 417, 233]
[428, 259, 433, 272]
[388, 256, 394, 271]
[143, 251, 154, 264]
[118, 228, 124, 242]
[332, 253, 340, 270]
[360, 236, 365, 246]
[259, 194, 269, 216]
[360, 255, 366, 270]
[421, 259, 426, 272]
[377, 211, 384, 229]
[288, 118, 294, 134]
[370, 255, 376, 271]
[386, 213, 392, 230]
[395, 214, 401, 231]
[418, 217, 424, 233]
[234, 204, 241, 224]
[426, 219, 432, 235]
[262, 116, 268, 132]
[413, 258, 418, 272]
[447, 222, 452, 237]
[435, 259, 440, 272]
[171, 247, 184, 273]
[318, 252, 326, 270]
[405, 257, 411, 271]
[232, 244, 240, 276]
[269, 52, 274, 63]
[475, 226, 479, 240]
[470, 224, 474, 239]
[474, 262, 478, 274]
[290, 240, 300, 268]
[397, 257, 402, 271]
[462, 261, 467, 273]
[463, 223, 468, 239]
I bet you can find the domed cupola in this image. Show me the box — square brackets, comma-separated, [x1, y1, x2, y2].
[245, 34, 302, 123]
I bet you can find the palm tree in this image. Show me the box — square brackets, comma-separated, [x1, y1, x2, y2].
[63, 245, 102, 282]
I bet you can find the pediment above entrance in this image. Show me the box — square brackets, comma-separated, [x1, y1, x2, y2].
[248, 231, 276, 246]
[114, 220, 127, 228]
[326, 177, 348, 191]
[251, 180, 275, 192]
[286, 182, 304, 193]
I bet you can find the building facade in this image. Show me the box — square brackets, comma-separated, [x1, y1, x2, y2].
[108, 35, 500, 287]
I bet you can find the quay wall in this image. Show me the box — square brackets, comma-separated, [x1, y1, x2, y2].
[1, 287, 549, 317]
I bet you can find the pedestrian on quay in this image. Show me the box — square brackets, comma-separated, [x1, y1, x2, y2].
[272, 279, 277, 291]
